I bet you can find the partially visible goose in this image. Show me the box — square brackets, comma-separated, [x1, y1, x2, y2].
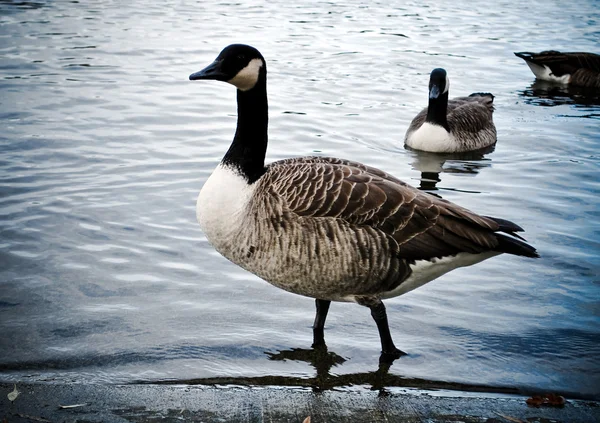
[514, 51, 600, 88]
[190, 45, 538, 359]
[405, 68, 497, 153]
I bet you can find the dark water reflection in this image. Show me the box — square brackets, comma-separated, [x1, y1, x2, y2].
[407, 145, 495, 192]
[149, 346, 528, 398]
[520, 80, 600, 108]
[0, 0, 599, 399]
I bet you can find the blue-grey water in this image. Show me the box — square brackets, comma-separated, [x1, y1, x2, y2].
[1, 0, 599, 399]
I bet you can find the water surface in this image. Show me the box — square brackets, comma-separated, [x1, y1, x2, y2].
[1, 0, 599, 398]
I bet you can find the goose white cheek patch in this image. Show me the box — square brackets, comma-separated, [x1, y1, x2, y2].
[443, 75, 450, 94]
[228, 58, 263, 91]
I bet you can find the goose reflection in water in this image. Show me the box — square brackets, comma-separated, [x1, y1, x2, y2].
[145, 341, 523, 397]
[266, 344, 398, 396]
[405, 145, 495, 194]
[519, 80, 600, 107]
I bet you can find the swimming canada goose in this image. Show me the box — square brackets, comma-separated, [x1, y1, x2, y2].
[190, 45, 538, 359]
[405, 68, 497, 153]
[514, 51, 600, 88]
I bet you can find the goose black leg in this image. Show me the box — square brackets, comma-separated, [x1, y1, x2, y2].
[369, 301, 405, 362]
[312, 299, 331, 347]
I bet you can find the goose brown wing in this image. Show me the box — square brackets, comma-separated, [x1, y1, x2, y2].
[264, 157, 505, 260]
[446, 96, 495, 134]
[541, 51, 600, 72]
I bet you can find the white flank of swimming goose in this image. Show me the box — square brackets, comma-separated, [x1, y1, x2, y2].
[405, 68, 497, 154]
[514, 51, 600, 88]
[190, 45, 538, 359]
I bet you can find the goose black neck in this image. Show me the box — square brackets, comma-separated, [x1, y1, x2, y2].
[426, 92, 450, 131]
[222, 74, 268, 184]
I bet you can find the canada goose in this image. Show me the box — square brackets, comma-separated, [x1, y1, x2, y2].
[514, 51, 600, 88]
[190, 45, 538, 359]
[405, 68, 497, 153]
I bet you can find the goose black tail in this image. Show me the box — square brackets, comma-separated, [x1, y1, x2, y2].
[469, 92, 494, 101]
[514, 52, 534, 61]
[485, 216, 524, 234]
[495, 233, 539, 258]
[484, 216, 539, 258]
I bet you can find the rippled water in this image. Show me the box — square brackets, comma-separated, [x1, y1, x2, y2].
[1, 0, 599, 399]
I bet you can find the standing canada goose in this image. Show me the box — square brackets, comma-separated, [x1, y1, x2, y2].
[514, 51, 600, 88]
[190, 44, 538, 359]
[404, 68, 497, 153]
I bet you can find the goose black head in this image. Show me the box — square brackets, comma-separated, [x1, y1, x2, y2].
[189, 44, 266, 91]
[428, 68, 449, 99]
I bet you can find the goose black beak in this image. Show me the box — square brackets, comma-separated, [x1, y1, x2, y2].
[429, 84, 440, 99]
[189, 60, 227, 81]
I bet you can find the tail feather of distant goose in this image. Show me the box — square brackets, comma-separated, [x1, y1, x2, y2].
[468, 92, 495, 108]
[514, 50, 600, 88]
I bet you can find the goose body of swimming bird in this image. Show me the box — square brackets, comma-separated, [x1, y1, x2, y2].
[190, 44, 538, 360]
[514, 50, 600, 88]
[405, 68, 497, 153]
